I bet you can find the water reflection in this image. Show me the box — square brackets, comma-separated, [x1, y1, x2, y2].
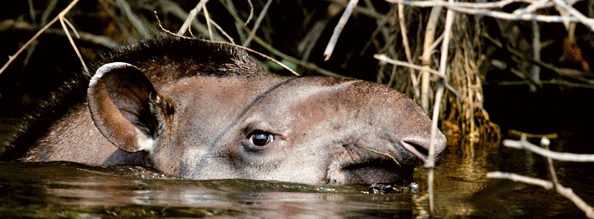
[0, 161, 422, 218]
[1, 140, 593, 218]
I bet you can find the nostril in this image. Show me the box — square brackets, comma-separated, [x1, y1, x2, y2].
[399, 140, 430, 163]
[407, 141, 429, 160]
[403, 140, 429, 160]
[399, 135, 447, 164]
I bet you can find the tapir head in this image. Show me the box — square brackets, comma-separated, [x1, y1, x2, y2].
[87, 39, 446, 184]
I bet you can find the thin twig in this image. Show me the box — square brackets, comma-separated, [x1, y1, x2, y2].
[487, 172, 552, 188]
[207, 19, 235, 44]
[155, 11, 192, 39]
[426, 0, 454, 212]
[220, 4, 344, 77]
[502, 137, 594, 162]
[374, 54, 462, 99]
[245, 0, 254, 25]
[427, 33, 445, 59]
[324, 0, 359, 61]
[426, 81, 444, 214]
[383, 0, 594, 30]
[156, 12, 300, 76]
[387, 64, 398, 88]
[420, 4, 442, 113]
[386, 0, 519, 9]
[398, 3, 420, 100]
[487, 171, 594, 218]
[177, 0, 208, 36]
[541, 137, 560, 188]
[0, 20, 121, 49]
[159, 0, 222, 40]
[551, 0, 594, 30]
[512, 0, 552, 16]
[438, 3, 455, 82]
[202, 4, 214, 40]
[62, 17, 80, 39]
[59, 16, 88, 73]
[0, 0, 80, 75]
[375, 54, 442, 77]
[365, 148, 401, 167]
[243, 0, 272, 46]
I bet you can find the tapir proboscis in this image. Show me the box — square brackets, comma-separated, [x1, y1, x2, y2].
[1, 36, 446, 184]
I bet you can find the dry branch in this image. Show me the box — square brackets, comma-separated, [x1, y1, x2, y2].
[383, 0, 594, 31]
[503, 136, 594, 162]
[374, 55, 463, 100]
[0, 20, 121, 49]
[0, 0, 82, 75]
[219, 3, 344, 78]
[242, 0, 272, 46]
[419, 5, 443, 113]
[427, 0, 455, 212]
[59, 15, 88, 73]
[177, 0, 208, 36]
[490, 136, 594, 217]
[397, 3, 420, 100]
[487, 171, 594, 218]
[202, 4, 214, 40]
[324, 0, 359, 61]
[159, 0, 221, 40]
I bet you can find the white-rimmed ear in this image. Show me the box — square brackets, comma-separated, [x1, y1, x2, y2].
[88, 62, 160, 152]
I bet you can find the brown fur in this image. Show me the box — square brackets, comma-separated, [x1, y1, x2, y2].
[1, 36, 446, 184]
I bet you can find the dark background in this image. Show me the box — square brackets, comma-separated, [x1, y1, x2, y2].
[1, 0, 593, 151]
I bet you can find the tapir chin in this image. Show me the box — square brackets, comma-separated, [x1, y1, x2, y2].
[1, 36, 446, 184]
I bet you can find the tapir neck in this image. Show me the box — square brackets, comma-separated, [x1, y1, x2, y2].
[22, 103, 137, 165]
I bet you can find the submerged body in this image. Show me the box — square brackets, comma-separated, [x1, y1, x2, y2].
[1, 36, 446, 184]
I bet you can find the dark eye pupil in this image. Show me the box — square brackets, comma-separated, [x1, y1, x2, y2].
[251, 132, 272, 146]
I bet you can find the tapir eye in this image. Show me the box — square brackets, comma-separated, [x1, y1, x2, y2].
[248, 131, 274, 147]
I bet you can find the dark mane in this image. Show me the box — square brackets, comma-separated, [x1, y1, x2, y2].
[99, 36, 266, 86]
[0, 36, 266, 160]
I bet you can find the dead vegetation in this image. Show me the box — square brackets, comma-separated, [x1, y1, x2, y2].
[0, 0, 507, 144]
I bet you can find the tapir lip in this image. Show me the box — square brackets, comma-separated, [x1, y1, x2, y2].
[338, 159, 412, 184]
[326, 141, 413, 184]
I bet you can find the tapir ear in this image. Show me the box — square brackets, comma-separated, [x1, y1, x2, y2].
[88, 62, 162, 152]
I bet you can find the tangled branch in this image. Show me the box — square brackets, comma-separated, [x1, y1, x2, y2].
[488, 136, 594, 218]
[0, 0, 87, 75]
[384, 0, 594, 30]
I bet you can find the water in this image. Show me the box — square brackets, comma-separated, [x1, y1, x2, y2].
[1, 141, 593, 218]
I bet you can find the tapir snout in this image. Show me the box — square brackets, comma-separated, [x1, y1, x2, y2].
[5, 37, 446, 185]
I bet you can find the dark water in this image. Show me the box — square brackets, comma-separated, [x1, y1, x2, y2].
[1, 141, 593, 218]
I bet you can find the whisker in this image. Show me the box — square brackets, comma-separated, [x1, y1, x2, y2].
[364, 148, 401, 167]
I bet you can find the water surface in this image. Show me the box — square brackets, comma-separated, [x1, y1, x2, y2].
[1, 141, 592, 218]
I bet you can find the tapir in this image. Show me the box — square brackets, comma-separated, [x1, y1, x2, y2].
[0, 36, 446, 184]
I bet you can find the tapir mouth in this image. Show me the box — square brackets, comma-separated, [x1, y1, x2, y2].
[338, 159, 414, 184]
[326, 148, 415, 184]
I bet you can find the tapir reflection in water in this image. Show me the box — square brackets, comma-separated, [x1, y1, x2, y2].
[1, 36, 446, 184]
